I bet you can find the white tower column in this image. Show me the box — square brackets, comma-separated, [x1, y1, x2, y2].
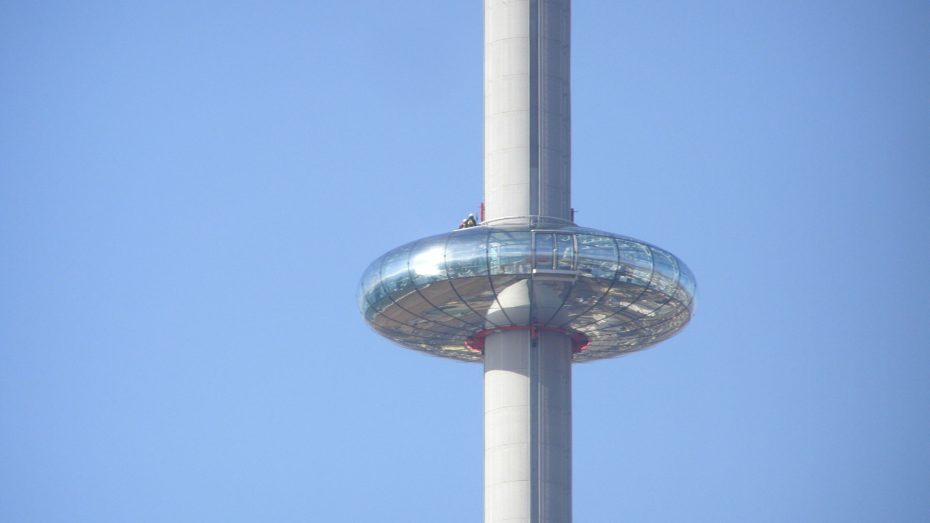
[484, 0, 571, 222]
[485, 330, 572, 523]
[483, 1, 574, 522]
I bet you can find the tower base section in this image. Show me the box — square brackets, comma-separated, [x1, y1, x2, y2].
[484, 329, 572, 523]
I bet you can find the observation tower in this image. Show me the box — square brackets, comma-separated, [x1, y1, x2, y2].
[358, 1, 696, 521]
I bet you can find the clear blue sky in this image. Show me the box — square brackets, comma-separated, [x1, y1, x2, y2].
[2, 1, 929, 521]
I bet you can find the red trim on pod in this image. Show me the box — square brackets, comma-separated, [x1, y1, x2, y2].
[465, 325, 589, 354]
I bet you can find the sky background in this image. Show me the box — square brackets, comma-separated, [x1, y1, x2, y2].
[2, 1, 929, 521]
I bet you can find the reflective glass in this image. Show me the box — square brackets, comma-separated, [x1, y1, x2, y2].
[435, 299, 484, 327]
[359, 224, 696, 362]
[487, 273, 531, 325]
[615, 239, 652, 287]
[534, 233, 554, 269]
[650, 248, 680, 296]
[414, 278, 481, 329]
[488, 231, 532, 275]
[591, 309, 640, 331]
[664, 307, 692, 332]
[556, 234, 574, 270]
[677, 262, 697, 310]
[361, 256, 390, 312]
[625, 286, 668, 317]
[410, 235, 448, 288]
[531, 279, 572, 325]
[446, 228, 489, 278]
[554, 277, 612, 328]
[601, 283, 644, 311]
[369, 306, 447, 339]
[576, 234, 618, 280]
[384, 304, 461, 337]
[636, 307, 685, 332]
[380, 243, 415, 301]
[444, 229, 495, 325]
[452, 276, 501, 326]
[358, 259, 381, 313]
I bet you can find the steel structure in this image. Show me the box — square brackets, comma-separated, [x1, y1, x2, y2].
[358, 1, 696, 521]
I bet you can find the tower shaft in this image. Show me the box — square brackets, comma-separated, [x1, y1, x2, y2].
[361, 1, 696, 520]
[485, 330, 572, 522]
[484, 2, 573, 520]
[362, 1, 696, 519]
[484, 0, 571, 222]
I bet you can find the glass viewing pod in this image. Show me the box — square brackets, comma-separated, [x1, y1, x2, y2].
[358, 218, 696, 363]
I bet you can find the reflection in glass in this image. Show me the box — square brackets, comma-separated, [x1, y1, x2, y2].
[576, 234, 618, 280]
[556, 234, 574, 270]
[534, 233, 554, 269]
[359, 224, 695, 362]
[489, 231, 532, 275]
[381, 243, 414, 301]
[650, 249, 680, 296]
[615, 239, 652, 287]
[678, 263, 698, 310]
[446, 228, 489, 279]
[410, 236, 448, 287]
[553, 277, 612, 328]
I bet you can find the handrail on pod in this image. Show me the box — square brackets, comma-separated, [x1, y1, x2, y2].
[477, 214, 576, 229]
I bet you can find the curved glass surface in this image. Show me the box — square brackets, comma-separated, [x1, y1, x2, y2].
[358, 223, 696, 362]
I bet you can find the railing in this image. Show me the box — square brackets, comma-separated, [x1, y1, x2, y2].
[479, 214, 576, 229]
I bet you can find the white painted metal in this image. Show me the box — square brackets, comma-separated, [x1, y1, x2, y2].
[484, 0, 571, 222]
[485, 330, 572, 522]
[484, 0, 574, 521]
[485, 330, 532, 522]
